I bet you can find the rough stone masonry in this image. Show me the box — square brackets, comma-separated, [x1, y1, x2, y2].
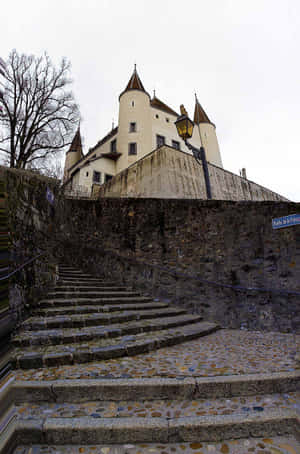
[58, 197, 300, 333]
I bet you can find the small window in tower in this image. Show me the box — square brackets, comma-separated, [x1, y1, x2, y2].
[172, 140, 180, 150]
[129, 122, 136, 132]
[128, 142, 137, 155]
[132, 101, 134, 107]
[93, 171, 101, 183]
[155, 114, 159, 119]
[166, 118, 169, 123]
[156, 135, 165, 148]
[86, 171, 89, 177]
[105, 174, 113, 183]
[110, 139, 117, 153]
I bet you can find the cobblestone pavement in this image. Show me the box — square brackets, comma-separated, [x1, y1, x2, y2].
[13, 436, 300, 453]
[16, 393, 299, 419]
[15, 330, 300, 381]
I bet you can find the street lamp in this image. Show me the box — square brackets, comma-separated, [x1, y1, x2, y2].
[175, 113, 212, 199]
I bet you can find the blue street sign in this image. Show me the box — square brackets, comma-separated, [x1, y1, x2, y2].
[46, 187, 55, 205]
[272, 214, 300, 229]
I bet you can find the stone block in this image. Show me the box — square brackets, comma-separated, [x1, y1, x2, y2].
[44, 417, 169, 444]
[18, 353, 43, 370]
[13, 381, 55, 403]
[44, 352, 73, 367]
[15, 419, 44, 444]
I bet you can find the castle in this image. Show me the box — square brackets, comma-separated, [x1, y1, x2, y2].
[63, 67, 287, 202]
[63, 66, 223, 193]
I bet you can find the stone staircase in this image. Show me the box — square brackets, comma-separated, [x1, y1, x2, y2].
[11, 372, 300, 452]
[6, 266, 300, 453]
[12, 265, 219, 370]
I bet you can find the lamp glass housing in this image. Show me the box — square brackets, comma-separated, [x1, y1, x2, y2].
[175, 115, 194, 140]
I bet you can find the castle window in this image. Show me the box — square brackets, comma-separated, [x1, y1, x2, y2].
[155, 114, 159, 119]
[156, 135, 165, 147]
[110, 139, 117, 153]
[132, 101, 134, 107]
[128, 142, 137, 155]
[166, 118, 169, 123]
[86, 171, 89, 177]
[172, 140, 180, 150]
[105, 174, 113, 183]
[93, 171, 101, 183]
[129, 122, 136, 132]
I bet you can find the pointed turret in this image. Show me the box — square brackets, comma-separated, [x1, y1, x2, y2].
[68, 127, 83, 156]
[193, 95, 212, 124]
[193, 95, 223, 168]
[119, 65, 150, 100]
[125, 64, 145, 91]
[63, 126, 83, 182]
[117, 66, 151, 173]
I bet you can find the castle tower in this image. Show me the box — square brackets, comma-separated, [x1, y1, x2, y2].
[116, 65, 152, 173]
[193, 95, 223, 168]
[63, 127, 83, 182]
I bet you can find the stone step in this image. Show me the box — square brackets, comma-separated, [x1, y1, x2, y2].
[53, 286, 131, 292]
[58, 269, 93, 273]
[21, 307, 187, 331]
[12, 321, 218, 368]
[34, 301, 170, 317]
[15, 392, 299, 420]
[14, 371, 300, 403]
[58, 268, 83, 272]
[13, 437, 300, 454]
[46, 291, 141, 299]
[58, 273, 102, 279]
[14, 409, 298, 444]
[57, 280, 122, 287]
[13, 313, 203, 347]
[58, 276, 111, 282]
[58, 265, 80, 269]
[38, 296, 153, 308]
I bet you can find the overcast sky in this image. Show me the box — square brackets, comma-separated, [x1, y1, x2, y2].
[2, 0, 300, 201]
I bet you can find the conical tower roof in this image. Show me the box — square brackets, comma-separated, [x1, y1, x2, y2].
[68, 127, 83, 155]
[120, 65, 150, 99]
[125, 64, 145, 91]
[193, 95, 212, 124]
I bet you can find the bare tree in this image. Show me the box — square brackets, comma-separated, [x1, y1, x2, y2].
[0, 50, 80, 169]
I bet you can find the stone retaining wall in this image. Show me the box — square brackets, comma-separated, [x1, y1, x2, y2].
[58, 197, 300, 333]
[3, 166, 60, 333]
[4, 165, 299, 333]
[0, 178, 11, 347]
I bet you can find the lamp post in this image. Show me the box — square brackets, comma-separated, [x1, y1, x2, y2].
[175, 113, 212, 199]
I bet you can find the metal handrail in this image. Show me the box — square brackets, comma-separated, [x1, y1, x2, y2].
[0, 252, 45, 281]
